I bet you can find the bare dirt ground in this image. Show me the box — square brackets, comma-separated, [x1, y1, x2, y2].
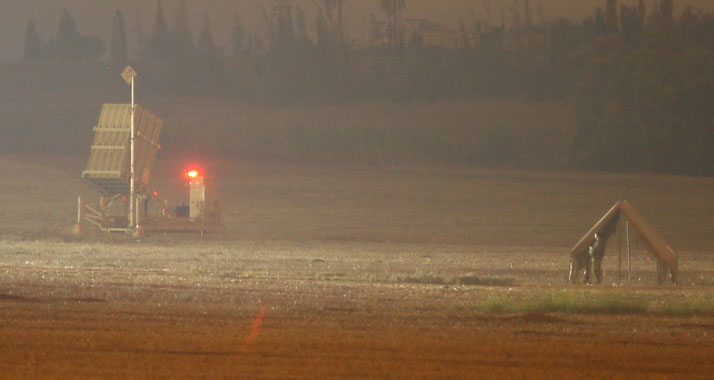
[1, 153, 713, 379]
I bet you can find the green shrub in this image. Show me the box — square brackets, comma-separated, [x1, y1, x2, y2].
[475, 291, 647, 315]
[474, 290, 714, 316]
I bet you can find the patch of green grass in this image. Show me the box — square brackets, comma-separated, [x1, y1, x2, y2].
[474, 290, 714, 316]
[475, 291, 647, 315]
[656, 298, 714, 317]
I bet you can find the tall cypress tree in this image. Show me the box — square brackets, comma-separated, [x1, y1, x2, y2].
[325, 0, 345, 47]
[169, 0, 194, 58]
[56, 8, 82, 59]
[197, 14, 217, 59]
[24, 18, 42, 61]
[523, 0, 533, 28]
[295, 5, 310, 47]
[133, 11, 147, 61]
[376, 0, 406, 50]
[636, 0, 646, 24]
[149, 0, 169, 58]
[110, 10, 128, 66]
[605, 0, 619, 34]
[659, 0, 674, 19]
[231, 13, 246, 57]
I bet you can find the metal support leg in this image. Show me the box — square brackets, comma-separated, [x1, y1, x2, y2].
[626, 220, 632, 284]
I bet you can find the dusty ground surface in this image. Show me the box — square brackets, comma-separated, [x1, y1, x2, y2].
[1, 154, 713, 379]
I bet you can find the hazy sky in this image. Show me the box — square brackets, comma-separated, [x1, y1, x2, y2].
[2, 0, 713, 61]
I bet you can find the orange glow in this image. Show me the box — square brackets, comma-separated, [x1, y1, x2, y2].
[186, 170, 199, 178]
[241, 305, 267, 353]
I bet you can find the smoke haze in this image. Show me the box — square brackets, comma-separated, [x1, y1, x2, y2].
[2, 0, 713, 60]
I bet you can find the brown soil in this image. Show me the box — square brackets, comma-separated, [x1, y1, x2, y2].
[1, 154, 713, 379]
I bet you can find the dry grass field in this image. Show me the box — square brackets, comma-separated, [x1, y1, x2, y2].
[1, 153, 714, 379]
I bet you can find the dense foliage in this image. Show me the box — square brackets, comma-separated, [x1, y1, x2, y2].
[21, 1, 714, 176]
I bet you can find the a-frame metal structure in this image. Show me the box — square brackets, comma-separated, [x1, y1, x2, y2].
[569, 201, 678, 284]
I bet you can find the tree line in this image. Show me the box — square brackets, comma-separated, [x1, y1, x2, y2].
[22, 0, 714, 176]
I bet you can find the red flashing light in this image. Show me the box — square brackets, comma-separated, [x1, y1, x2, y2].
[186, 170, 199, 179]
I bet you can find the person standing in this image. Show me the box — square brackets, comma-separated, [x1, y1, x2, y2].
[588, 233, 606, 284]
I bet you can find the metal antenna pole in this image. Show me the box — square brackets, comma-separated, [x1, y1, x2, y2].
[130, 76, 135, 230]
[120, 65, 138, 233]
[626, 220, 632, 283]
[618, 218, 622, 285]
